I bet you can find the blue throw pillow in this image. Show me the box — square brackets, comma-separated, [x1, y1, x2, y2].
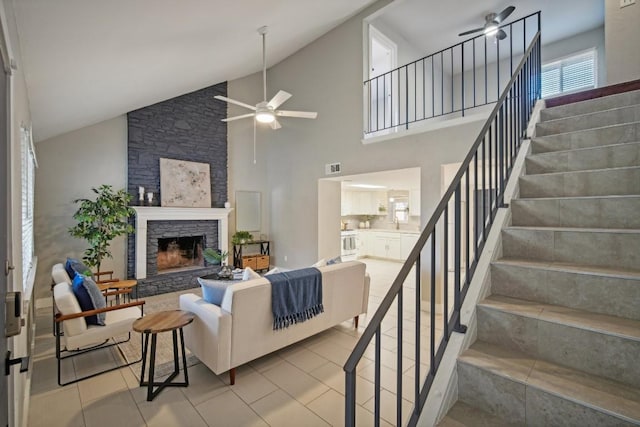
[65, 258, 93, 280]
[72, 273, 106, 326]
[327, 256, 342, 265]
[198, 277, 230, 306]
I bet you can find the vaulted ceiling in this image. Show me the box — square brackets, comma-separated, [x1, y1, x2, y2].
[11, 0, 604, 143]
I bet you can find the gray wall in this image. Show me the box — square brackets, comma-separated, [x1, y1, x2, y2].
[228, 1, 485, 274]
[34, 117, 127, 301]
[605, 1, 640, 84]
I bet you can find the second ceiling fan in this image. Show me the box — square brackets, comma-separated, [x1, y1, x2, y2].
[215, 26, 318, 129]
[458, 6, 515, 41]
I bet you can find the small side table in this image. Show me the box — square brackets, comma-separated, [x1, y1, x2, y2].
[133, 310, 195, 401]
[98, 279, 138, 304]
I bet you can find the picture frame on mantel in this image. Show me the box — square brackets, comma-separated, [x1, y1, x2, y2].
[159, 158, 211, 207]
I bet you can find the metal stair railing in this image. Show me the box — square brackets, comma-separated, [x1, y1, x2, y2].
[345, 24, 541, 427]
[365, 12, 541, 136]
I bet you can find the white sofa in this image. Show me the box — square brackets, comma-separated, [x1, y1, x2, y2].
[179, 260, 370, 384]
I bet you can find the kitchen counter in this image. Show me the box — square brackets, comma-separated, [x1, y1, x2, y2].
[356, 228, 420, 234]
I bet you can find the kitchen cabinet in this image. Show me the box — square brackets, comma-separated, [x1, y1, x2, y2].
[356, 231, 372, 258]
[374, 232, 402, 260]
[342, 190, 387, 215]
[400, 233, 419, 259]
[409, 188, 421, 216]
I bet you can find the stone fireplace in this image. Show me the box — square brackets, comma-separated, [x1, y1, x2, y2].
[129, 207, 232, 296]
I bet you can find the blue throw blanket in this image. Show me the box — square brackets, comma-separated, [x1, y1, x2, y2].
[266, 267, 324, 330]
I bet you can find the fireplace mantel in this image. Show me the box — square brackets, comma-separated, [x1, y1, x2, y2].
[132, 207, 233, 279]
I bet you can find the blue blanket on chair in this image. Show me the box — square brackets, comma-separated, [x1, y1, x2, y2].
[266, 267, 324, 330]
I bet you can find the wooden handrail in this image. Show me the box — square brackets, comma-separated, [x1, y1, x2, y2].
[55, 300, 145, 322]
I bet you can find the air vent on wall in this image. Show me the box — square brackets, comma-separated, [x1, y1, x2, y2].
[325, 162, 341, 175]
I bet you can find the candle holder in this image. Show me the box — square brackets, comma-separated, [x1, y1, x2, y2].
[138, 186, 145, 205]
[146, 192, 154, 206]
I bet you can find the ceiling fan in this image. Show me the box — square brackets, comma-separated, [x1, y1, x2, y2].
[458, 6, 515, 41]
[214, 26, 318, 130]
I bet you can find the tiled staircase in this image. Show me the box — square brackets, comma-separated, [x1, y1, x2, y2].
[440, 90, 640, 426]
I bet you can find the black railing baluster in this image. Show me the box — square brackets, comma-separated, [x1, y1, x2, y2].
[497, 32, 500, 100]
[484, 35, 487, 104]
[462, 43, 465, 117]
[406, 66, 409, 129]
[346, 26, 541, 427]
[450, 49, 454, 114]
[431, 56, 435, 118]
[473, 40, 476, 107]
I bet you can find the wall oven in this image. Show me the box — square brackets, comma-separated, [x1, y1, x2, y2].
[341, 230, 357, 261]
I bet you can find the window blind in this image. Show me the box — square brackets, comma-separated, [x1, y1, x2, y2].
[21, 125, 36, 290]
[541, 50, 596, 98]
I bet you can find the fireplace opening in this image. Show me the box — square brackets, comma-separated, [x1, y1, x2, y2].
[157, 235, 205, 274]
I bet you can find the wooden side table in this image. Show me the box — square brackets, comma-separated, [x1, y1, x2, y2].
[98, 279, 138, 304]
[133, 310, 195, 401]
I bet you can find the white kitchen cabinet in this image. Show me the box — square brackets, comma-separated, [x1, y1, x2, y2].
[356, 231, 372, 257]
[342, 190, 388, 215]
[409, 188, 421, 216]
[400, 233, 419, 259]
[374, 232, 401, 260]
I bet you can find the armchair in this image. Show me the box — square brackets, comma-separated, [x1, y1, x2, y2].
[53, 281, 145, 386]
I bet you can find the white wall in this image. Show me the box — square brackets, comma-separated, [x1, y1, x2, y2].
[605, 1, 640, 84]
[543, 26, 605, 87]
[34, 116, 127, 301]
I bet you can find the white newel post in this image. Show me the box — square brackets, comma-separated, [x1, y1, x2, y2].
[132, 207, 233, 279]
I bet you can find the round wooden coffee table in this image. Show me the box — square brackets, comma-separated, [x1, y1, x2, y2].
[98, 279, 138, 304]
[133, 310, 195, 401]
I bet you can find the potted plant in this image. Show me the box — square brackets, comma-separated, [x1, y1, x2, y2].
[203, 248, 229, 266]
[69, 185, 135, 276]
[232, 230, 253, 245]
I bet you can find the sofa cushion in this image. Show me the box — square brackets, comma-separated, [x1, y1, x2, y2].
[72, 273, 106, 326]
[327, 256, 342, 265]
[242, 267, 261, 281]
[198, 276, 230, 306]
[65, 258, 93, 279]
[53, 282, 87, 337]
[311, 258, 326, 268]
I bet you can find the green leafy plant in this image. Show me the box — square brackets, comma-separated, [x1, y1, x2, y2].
[69, 185, 135, 275]
[203, 248, 228, 265]
[231, 230, 253, 245]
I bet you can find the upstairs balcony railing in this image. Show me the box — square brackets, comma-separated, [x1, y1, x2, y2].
[346, 17, 541, 426]
[364, 12, 541, 136]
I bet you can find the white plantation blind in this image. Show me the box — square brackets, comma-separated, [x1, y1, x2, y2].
[541, 49, 596, 98]
[21, 125, 36, 289]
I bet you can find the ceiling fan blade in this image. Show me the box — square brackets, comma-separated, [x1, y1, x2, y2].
[270, 119, 282, 130]
[496, 29, 507, 40]
[277, 110, 318, 119]
[221, 113, 255, 122]
[495, 5, 515, 23]
[214, 95, 256, 111]
[458, 27, 484, 37]
[267, 90, 292, 109]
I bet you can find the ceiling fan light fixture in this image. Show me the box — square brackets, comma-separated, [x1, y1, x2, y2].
[484, 23, 499, 37]
[255, 102, 275, 123]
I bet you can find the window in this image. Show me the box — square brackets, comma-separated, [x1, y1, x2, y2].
[541, 49, 596, 98]
[21, 124, 36, 289]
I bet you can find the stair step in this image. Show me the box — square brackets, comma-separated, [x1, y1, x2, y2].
[536, 104, 640, 137]
[491, 258, 640, 321]
[531, 121, 640, 154]
[501, 226, 640, 270]
[525, 141, 640, 174]
[438, 401, 520, 426]
[540, 89, 640, 121]
[511, 195, 640, 228]
[518, 166, 640, 198]
[477, 295, 640, 388]
[457, 341, 640, 425]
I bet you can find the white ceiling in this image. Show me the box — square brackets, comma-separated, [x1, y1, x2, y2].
[12, 0, 604, 143]
[12, 0, 377, 142]
[373, 0, 604, 56]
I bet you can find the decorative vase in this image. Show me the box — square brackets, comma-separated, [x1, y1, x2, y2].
[365, 220, 370, 229]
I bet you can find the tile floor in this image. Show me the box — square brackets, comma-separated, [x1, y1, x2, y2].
[28, 259, 444, 427]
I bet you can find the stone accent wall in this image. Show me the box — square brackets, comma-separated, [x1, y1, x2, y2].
[126, 82, 228, 294]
